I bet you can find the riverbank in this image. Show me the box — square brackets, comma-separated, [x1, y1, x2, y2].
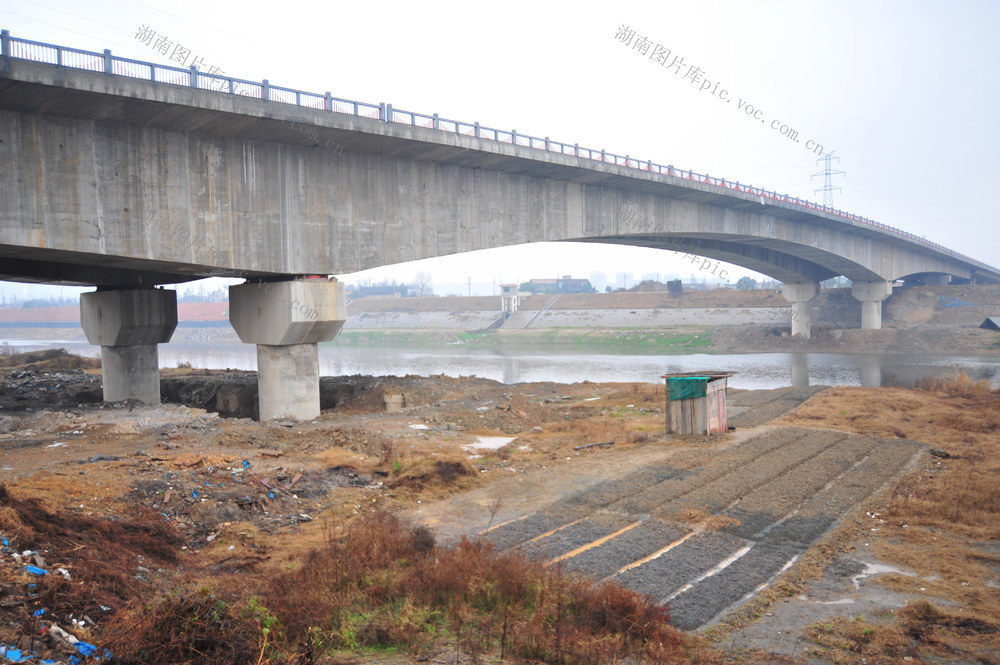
[331, 324, 1000, 356]
[0, 351, 997, 664]
[4, 284, 998, 357]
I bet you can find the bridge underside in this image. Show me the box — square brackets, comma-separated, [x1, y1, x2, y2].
[0, 230, 984, 290]
[3, 54, 999, 418]
[0, 243, 204, 286]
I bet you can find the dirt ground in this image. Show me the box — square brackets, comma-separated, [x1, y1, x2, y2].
[0, 350, 997, 664]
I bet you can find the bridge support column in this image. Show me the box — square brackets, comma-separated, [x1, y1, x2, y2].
[851, 281, 893, 329]
[80, 288, 178, 404]
[780, 282, 819, 338]
[229, 278, 346, 421]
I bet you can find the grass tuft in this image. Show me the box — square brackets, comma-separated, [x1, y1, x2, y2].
[264, 512, 709, 664]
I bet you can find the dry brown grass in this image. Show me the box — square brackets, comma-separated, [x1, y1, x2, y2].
[264, 511, 716, 665]
[606, 382, 666, 407]
[311, 446, 380, 474]
[804, 600, 999, 665]
[0, 347, 100, 371]
[94, 510, 725, 664]
[775, 373, 1000, 663]
[387, 455, 479, 494]
[0, 484, 183, 633]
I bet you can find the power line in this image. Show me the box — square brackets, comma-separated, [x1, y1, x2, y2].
[811, 151, 846, 207]
[116, 0, 246, 40]
[23, 0, 128, 35]
[0, 8, 139, 52]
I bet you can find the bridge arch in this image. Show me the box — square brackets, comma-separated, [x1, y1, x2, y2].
[4, 35, 999, 419]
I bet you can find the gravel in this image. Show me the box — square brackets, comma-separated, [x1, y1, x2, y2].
[472, 426, 922, 630]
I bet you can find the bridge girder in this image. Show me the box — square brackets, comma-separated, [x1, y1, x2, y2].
[1, 56, 998, 287]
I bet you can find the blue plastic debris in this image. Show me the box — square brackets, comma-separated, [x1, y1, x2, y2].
[939, 295, 977, 308]
[3, 646, 25, 662]
[75, 642, 97, 657]
[24, 565, 47, 576]
[192, 490, 199, 499]
[32, 608, 45, 616]
[268, 491, 275, 499]
[242, 459, 250, 468]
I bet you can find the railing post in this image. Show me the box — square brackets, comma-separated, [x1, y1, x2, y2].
[432, 113, 439, 130]
[189, 65, 197, 88]
[386, 103, 393, 122]
[474, 122, 480, 138]
[228, 78, 235, 94]
[601, 149, 606, 162]
[544, 136, 550, 151]
[1, 30, 11, 59]
[295, 91, 300, 106]
[574, 143, 578, 156]
[379, 103, 386, 121]
[103, 49, 113, 75]
[325, 92, 332, 111]
[262, 79, 270, 101]
[511, 129, 517, 144]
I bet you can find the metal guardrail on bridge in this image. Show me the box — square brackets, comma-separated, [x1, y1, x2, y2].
[0, 29, 977, 267]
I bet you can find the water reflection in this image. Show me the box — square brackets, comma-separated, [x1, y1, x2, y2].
[2, 338, 996, 390]
[859, 354, 883, 388]
[502, 356, 521, 385]
[790, 353, 810, 387]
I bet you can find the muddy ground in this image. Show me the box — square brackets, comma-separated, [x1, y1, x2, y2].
[0, 350, 997, 664]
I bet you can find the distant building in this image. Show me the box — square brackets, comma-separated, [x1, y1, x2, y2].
[349, 284, 410, 299]
[518, 276, 595, 295]
[615, 272, 634, 290]
[589, 271, 608, 293]
[499, 283, 526, 313]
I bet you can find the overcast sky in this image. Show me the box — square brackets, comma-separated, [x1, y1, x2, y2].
[2, 0, 998, 296]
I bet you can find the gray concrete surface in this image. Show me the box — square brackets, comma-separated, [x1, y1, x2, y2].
[2, 56, 998, 289]
[79, 288, 177, 404]
[229, 279, 346, 420]
[475, 428, 922, 630]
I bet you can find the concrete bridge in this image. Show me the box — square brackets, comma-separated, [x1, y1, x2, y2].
[2, 30, 999, 419]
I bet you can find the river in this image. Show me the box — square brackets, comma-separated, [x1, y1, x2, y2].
[2, 337, 997, 390]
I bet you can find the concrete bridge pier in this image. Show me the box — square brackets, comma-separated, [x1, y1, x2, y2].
[80, 288, 178, 404]
[851, 281, 893, 329]
[780, 282, 819, 338]
[229, 278, 346, 421]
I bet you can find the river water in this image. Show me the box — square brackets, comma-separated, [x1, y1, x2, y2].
[3, 337, 997, 390]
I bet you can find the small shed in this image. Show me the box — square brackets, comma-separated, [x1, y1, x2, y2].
[980, 317, 1000, 331]
[662, 371, 733, 435]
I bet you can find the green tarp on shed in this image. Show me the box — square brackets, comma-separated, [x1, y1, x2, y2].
[668, 376, 709, 400]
